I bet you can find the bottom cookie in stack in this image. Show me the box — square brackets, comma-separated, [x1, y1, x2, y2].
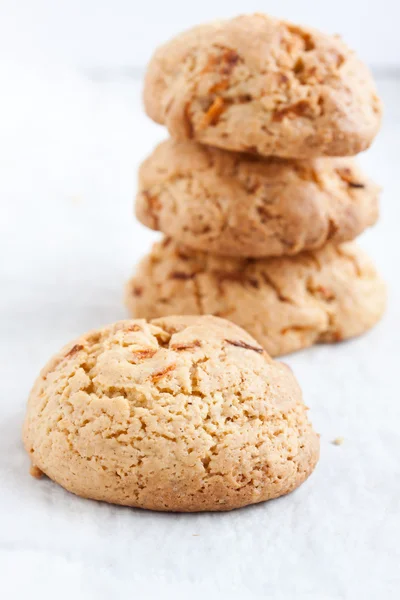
[126, 238, 386, 357]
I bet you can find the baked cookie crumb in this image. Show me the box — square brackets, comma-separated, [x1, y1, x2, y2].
[332, 437, 344, 446]
[29, 465, 43, 479]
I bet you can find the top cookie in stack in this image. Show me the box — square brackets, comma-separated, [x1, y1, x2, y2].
[127, 13, 386, 356]
[144, 13, 381, 159]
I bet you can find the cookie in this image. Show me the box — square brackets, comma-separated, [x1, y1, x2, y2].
[126, 239, 386, 357]
[144, 14, 381, 158]
[136, 139, 379, 258]
[23, 315, 319, 512]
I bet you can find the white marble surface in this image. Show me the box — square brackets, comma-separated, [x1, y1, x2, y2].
[1, 65, 399, 599]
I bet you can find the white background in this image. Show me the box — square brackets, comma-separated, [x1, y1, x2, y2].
[0, 0, 400, 70]
[0, 2, 399, 599]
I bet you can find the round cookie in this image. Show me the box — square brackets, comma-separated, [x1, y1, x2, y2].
[23, 316, 319, 512]
[126, 239, 386, 357]
[144, 14, 381, 159]
[136, 139, 379, 258]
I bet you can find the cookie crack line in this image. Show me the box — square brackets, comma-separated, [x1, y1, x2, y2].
[225, 339, 264, 353]
[192, 273, 205, 313]
[260, 271, 295, 304]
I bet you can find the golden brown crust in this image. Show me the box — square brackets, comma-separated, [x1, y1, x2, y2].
[23, 316, 319, 512]
[126, 239, 386, 357]
[144, 14, 382, 158]
[136, 139, 379, 257]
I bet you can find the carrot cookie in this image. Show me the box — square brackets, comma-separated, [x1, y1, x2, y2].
[144, 14, 381, 158]
[136, 139, 379, 257]
[126, 239, 386, 356]
[23, 316, 319, 511]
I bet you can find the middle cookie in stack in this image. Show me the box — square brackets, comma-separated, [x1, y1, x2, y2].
[126, 13, 386, 357]
[135, 139, 379, 258]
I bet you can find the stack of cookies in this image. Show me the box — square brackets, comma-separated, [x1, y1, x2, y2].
[126, 13, 386, 357]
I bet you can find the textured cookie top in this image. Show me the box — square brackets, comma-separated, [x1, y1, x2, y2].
[24, 316, 319, 511]
[136, 139, 379, 257]
[144, 14, 381, 158]
[27, 315, 295, 420]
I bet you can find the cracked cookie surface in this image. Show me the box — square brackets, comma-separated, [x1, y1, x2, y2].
[137, 139, 379, 257]
[126, 239, 386, 356]
[144, 13, 381, 158]
[23, 315, 319, 511]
